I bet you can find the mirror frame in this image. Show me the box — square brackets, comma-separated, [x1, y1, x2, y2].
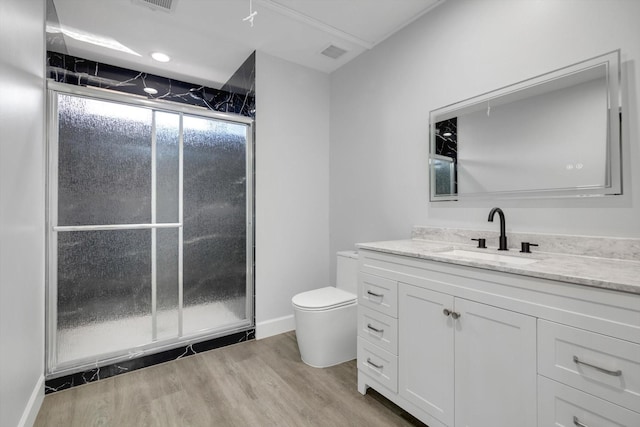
[429, 50, 622, 202]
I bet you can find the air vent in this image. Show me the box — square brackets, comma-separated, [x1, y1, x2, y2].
[320, 44, 348, 60]
[132, 0, 177, 12]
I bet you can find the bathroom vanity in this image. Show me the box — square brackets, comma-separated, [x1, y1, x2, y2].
[356, 228, 640, 427]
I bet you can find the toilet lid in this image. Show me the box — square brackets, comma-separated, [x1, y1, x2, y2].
[292, 286, 357, 311]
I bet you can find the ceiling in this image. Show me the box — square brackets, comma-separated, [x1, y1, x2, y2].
[48, 0, 444, 88]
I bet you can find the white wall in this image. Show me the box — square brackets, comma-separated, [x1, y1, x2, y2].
[255, 52, 330, 338]
[330, 0, 640, 275]
[0, 0, 46, 425]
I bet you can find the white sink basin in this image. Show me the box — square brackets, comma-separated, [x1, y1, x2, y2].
[437, 249, 538, 266]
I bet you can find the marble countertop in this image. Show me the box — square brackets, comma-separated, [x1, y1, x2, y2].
[357, 239, 640, 295]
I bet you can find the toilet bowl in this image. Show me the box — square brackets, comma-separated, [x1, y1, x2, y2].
[292, 251, 358, 368]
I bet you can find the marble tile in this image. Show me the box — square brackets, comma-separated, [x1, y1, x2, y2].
[359, 226, 640, 295]
[434, 118, 458, 161]
[221, 51, 256, 116]
[45, 329, 255, 394]
[46, 52, 256, 118]
[412, 226, 640, 261]
[357, 238, 640, 295]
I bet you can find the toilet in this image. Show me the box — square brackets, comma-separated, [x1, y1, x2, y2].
[292, 250, 358, 368]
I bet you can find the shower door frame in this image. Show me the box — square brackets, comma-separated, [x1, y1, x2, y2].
[45, 81, 255, 378]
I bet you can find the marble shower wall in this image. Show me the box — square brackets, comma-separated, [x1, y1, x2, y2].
[47, 52, 256, 118]
[222, 51, 256, 104]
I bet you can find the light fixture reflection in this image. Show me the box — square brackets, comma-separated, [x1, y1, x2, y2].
[46, 24, 141, 56]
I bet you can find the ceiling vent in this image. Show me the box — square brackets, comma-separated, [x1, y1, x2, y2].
[132, 0, 177, 13]
[320, 44, 348, 60]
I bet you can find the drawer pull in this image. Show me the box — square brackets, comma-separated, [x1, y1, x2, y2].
[573, 416, 589, 427]
[366, 358, 383, 369]
[367, 324, 384, 333]
[367, 290, 383, 298]
[572, 355, 622, 377]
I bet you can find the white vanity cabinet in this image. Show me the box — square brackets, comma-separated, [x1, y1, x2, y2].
[356, 248, 640, 427]
[398, 284, 536, 427]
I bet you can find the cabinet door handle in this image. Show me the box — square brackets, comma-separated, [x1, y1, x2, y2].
[573, 355, 622, 376]
[443, 308, 461, 319]
[367, 324, 384, 333]
[367, 290, 383, 298]
[573, 416, 589, 427]
[366, 358, 383, 369]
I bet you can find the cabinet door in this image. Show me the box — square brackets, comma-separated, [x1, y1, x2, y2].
[454, 298, 537, 427]
[399, 283, 455, 427]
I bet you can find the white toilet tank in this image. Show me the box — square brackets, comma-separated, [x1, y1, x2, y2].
[336, 250, 358, 294]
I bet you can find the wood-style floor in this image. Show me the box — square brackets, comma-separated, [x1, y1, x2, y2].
[35, 331, 427, 427]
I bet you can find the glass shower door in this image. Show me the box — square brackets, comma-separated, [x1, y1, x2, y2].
[47, 85, 253, 376]
[182, 116, 249, 335]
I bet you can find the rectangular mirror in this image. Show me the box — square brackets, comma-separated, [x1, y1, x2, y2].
[429, 50, 622, 201]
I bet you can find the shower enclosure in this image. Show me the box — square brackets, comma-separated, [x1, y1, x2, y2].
[432, 154, 456, 196]
[46, 82, 254, 377]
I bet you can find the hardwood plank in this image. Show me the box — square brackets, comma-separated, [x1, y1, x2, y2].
[34, 332, 426, 427]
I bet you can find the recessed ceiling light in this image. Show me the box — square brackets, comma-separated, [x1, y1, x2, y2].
[443, 132, 453, 137]
[143, 87, 158, 95]
[151, 52, 170, 62]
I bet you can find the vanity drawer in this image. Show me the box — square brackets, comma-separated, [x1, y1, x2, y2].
[358, 305, 398, 355]
[538, 319, 640, 411]
[357, 337, 398, 393]
[359, 272, 398, 317]
[538, 376, 640, 427]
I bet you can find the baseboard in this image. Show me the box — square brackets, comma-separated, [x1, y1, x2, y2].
[256, 314, 295, 339]
[18, 374, 44, 427]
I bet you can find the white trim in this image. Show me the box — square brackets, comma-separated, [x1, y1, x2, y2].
[255, 0, 374, 49]
[151, 111, 158, 341]
[178, 113, 184, 337]
[255, 0, 446, 50]
[17, 374, 44, 427]
[375, 0, 445, 46]
[53, 223, 181, 232]
[46, 90, 59, 372]
[255, 315, 295, 340]
[245, 124, 255, 326]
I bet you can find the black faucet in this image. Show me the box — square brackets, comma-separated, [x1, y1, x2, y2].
[488, 207, 508, 251]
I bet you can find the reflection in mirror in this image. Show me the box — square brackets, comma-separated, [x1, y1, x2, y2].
[434, 118, 458, 196]
[429, 50, 622, 201]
